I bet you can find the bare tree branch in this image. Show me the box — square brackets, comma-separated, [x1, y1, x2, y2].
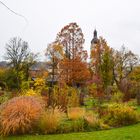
[0, 0, 28, 24]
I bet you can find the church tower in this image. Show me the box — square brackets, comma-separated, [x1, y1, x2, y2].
[90, 29, 99, 58]
[90, 29, 98, 51]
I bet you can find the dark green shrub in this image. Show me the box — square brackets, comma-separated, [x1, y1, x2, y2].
[57, 119, 85, 133]
[72, 119, 85, 132]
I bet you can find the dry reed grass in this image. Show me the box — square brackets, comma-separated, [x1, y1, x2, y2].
[38, 106, 64, 134]
[0, 96, 44, 136]
[67, 107, 85, 120]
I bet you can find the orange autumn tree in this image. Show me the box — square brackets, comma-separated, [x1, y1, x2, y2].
[56, 22, 90, 86]
[59, 55, 90, 86]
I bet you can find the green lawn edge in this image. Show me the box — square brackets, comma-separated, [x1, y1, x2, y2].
[2, 123, 140, 140]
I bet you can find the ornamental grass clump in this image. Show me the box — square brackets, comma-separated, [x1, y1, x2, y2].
[59, 107, 86, 133]
[38, 106, 64, 134]
[84, 113, 101, 130]
[0, 96, 44, 136]
[104, 103, 140, 127]
[84, 112, 109, 130]
[68, 107, 85, 120]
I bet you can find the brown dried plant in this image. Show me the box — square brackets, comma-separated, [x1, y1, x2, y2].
[67, 107, 85, 120]
[0, 96, 44, 136]
[38, 106, 64, 134]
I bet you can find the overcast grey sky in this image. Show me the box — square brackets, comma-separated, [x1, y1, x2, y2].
[0, 0, 140, 61]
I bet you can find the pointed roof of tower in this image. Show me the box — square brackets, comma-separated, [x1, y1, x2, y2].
[91, 29, 98, 44]
[94, 29, 97, 38]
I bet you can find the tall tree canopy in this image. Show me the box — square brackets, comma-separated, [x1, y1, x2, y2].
[112, 46, 139, 97]
[113, 46, 139, 87]
[54, 22, 90, 86]
[56, 22, 86, 60]
[90, 37, 114, 94]
[4, 37, 38, 89]
[5, 37, 30, 70]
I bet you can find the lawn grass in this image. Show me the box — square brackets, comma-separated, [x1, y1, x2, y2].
[2, 123, 140, 140]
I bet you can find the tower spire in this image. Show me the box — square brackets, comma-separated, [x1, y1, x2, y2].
[91, 29, 98, 44]
[94, 29, 97, 38]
